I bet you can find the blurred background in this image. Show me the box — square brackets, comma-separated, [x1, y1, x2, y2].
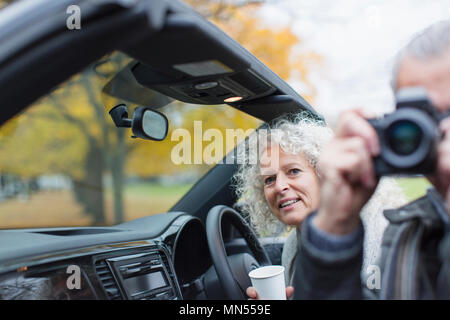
[0, 0, 447, 228]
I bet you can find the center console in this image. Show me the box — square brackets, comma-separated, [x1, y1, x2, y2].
[94, 246, 181, 300]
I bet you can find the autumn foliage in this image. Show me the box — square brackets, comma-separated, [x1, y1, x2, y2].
[0, 0, 321, 227]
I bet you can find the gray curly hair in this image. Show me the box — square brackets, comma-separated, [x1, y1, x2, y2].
[232, 112, 333, 236]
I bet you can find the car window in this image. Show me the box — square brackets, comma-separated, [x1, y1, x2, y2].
[0, 52, 262, 228]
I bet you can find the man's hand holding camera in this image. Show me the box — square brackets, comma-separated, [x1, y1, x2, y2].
[315, 98, 450, 237]
[436, 118, 450, 214]
[314, 109, 380, 235]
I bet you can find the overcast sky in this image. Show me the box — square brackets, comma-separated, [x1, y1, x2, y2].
[257, 0, 450, 124]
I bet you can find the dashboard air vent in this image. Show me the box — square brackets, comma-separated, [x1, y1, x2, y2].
[159, 250, 176, 290]
[94, 259, 122, 300]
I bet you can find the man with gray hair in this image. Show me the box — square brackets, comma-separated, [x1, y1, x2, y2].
[293, 20, 450, 299]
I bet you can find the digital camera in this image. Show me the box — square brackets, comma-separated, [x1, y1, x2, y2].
[367, 87, 443, 176]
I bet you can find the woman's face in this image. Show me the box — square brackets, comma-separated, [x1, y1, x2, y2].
[260, 145, 320, 227]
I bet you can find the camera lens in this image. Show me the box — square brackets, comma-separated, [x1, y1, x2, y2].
[387, 120, 423, 155]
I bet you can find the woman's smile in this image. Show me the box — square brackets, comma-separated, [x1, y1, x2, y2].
[279, 197, 302, 210]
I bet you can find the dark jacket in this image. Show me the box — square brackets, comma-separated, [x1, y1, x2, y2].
[293, 188, 450, 299]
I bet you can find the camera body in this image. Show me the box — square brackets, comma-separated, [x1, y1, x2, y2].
[368, 87, 441, 176]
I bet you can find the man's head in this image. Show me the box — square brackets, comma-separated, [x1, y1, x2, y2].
[391, 20, 450, 196]
[392, 20, 450, 112]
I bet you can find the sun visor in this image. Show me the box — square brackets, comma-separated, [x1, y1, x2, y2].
[102, 62, 173, 109]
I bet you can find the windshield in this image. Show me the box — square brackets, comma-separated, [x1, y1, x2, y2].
[0, 52, 261, 228]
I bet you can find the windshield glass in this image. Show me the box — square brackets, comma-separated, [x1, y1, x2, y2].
[0, 52, 261, 228]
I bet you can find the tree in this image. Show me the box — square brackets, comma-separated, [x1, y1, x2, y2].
[0, 53, 131, 225]
[0, 0, 322, 226]
[42, 54, 132, 225]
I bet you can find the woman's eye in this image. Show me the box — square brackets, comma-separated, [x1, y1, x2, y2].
[264, 176, 275, 185]
[289, 168, 301, 175]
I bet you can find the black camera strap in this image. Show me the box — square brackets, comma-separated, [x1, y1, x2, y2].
[427, 187, 450, 232]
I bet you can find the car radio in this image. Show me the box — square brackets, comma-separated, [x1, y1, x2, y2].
[105, 250, 178, 300]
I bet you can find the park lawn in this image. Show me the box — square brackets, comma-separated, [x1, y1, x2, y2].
[395, 176, 431, 201]
[0, 183, 192, 229]
[112, 183, 193, 222]
[123, 183, 193, 198]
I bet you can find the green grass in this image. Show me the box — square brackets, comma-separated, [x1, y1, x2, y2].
[104, 182, 194, 200]
[395, 176, 431, 200]
[123, 183, 193, 198]
[0, 183, 196, 228]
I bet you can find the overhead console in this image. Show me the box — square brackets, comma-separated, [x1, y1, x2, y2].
[125, 11, 300, 108]
[132, 62, 276, 105]
[125, 12, 278, 106]
[112, 0, 321, 121]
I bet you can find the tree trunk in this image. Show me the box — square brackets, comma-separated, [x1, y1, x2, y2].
[110, 129, 126, 224]
[72, 140, 105, 225]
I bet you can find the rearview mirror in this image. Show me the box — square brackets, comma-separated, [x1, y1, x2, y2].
[109, 104, 168, 141]
[132, 106, 168, 141]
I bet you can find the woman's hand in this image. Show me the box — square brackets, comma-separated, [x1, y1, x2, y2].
[314, 109, 380, 235]
[246, 286, 294, 300]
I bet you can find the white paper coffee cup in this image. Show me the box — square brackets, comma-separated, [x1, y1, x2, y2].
[248, 265, 286, 300]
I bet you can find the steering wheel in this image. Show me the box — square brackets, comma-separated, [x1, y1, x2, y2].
[206, 205, 271, 300]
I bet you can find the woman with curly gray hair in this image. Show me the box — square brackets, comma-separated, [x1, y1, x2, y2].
[233, 112, 407, 299]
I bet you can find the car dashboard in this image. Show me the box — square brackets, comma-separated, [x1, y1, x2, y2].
[0, 212, 212, 300]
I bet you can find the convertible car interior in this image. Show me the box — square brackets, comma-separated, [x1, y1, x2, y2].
[0, 0, 321, 300]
